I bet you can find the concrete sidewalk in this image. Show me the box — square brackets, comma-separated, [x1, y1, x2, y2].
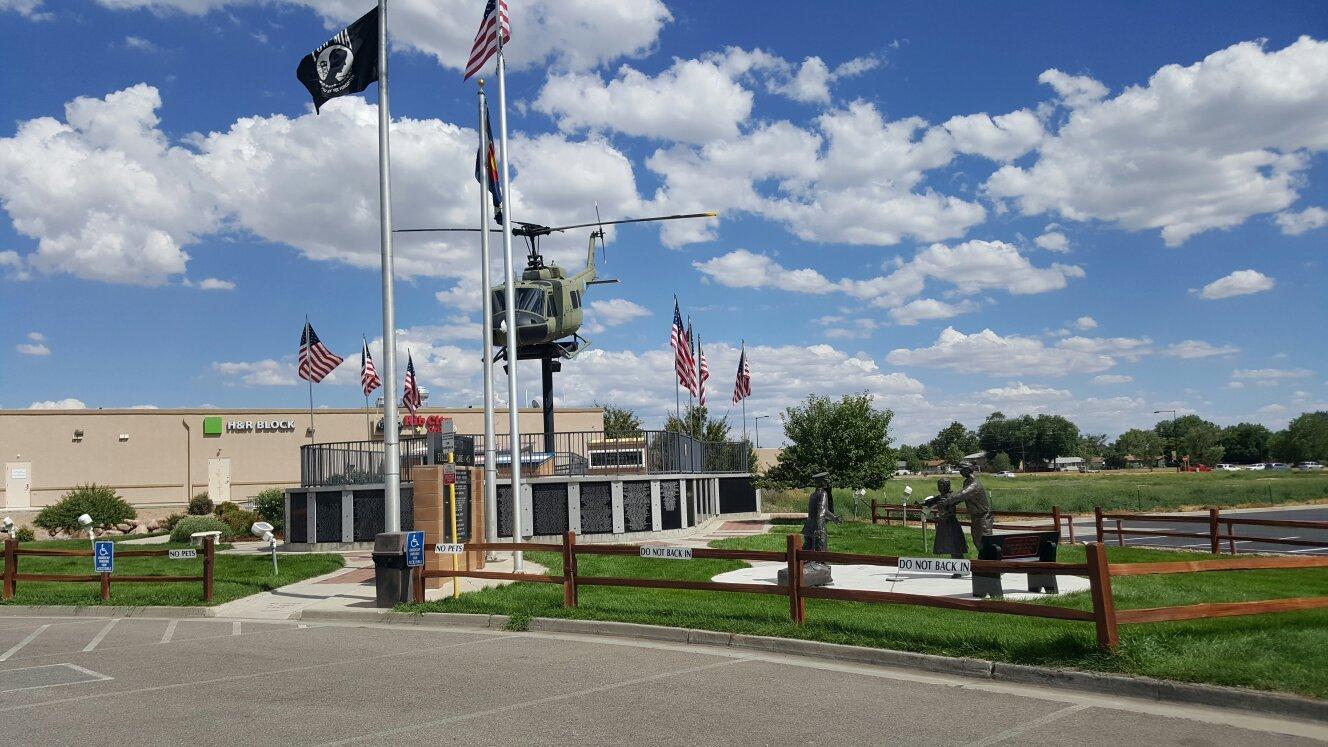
[211, 551, 547, 620]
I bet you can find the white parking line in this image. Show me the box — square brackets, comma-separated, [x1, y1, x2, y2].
[0, 625, 51, 662]
[82, 619, 120, 652]
[160, 620, 178, 645]
[231, 621, 241, 636]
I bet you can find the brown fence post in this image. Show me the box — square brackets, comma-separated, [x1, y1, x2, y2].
[3, 539, 15, 600]
[786, 533, 804, 624]
[1115, 520, 1124, 547]
[1209, 508, 1221, 555]
[1085, 542, 1118, 651]
[562, 531, 578, 608]
[203, 535, 215, 603]
[100, 572, 111, 602]
[1051, 505, 1062, 543]
[1226, 522, 1236, 555]
[1094, 506, 1104, 544]
[870, 500, 879, 525]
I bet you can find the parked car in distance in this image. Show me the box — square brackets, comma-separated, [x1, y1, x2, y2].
[1216, 463, 1240, 471]
[1298, 462, 1324, 471]
[1246, 463, 1266, 471]
[893, 469, 913, 476]
[996, 471, 1017, 478]
[1184, 464, 1213, 472]
[1265, 462, 1291, 471]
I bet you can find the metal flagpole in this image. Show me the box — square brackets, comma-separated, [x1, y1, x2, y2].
[376, 0, 403, 533]
[495, 37, 524, 570]
[477, 81, 499, 544]
[305, 317, 315, 443]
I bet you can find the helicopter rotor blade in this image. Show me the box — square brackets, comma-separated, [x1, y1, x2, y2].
[393, 228, 500, 233]
[542, 211, 718, 233]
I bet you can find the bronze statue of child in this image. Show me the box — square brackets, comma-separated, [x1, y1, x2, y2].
[923, 477, 969, 578]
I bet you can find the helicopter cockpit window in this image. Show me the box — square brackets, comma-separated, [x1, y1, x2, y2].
[516, 288, 545, 314]
[570, 290, 582, 309]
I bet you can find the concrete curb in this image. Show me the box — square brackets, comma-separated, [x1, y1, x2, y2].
[0, 605, 215, 618]
[295, 608, 1328, 722]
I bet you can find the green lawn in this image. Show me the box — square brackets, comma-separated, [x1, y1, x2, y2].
[405, 520, 1328, 699]
[762, 470, 1328, 516]
[1, 537, 344, 606]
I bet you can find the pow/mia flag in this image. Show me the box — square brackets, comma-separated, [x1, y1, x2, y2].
[296, 7, 379, 113]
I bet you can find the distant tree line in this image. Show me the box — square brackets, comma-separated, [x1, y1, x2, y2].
[897, 410, 1328, 471]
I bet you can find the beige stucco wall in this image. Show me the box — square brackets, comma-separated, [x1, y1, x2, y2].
[0, 407, 602, 509]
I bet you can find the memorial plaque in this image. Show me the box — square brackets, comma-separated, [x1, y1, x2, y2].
[623, 481, 652, 533]
[659, 481, 682, 530]
[288, 492, 308, 544]
[496, 485, 514, 538]
[315, 492, 342, 542]
[532, 482, 569, 536]
[446, 469, 472, 541]
[353, 489, 386, 542]
[579, 482, 614, 535]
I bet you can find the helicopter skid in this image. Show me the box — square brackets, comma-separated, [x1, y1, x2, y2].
[494, 337, 591, 362]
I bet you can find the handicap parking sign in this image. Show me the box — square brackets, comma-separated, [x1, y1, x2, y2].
[405, 531, 425, 567]
[94, 540, 114, 573]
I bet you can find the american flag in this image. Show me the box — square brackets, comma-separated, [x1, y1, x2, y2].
[298, 321, 344, 384]
[464, 0, 510, 80]
[697, 342, 710, 408]
[670, 300, 696, 395]
[360, 339, 381, 397]
[401, 351, 422, 414]
[731, 346, 752, 404]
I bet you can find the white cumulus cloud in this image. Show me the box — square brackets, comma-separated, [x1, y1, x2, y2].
[1274, 206, 1328, 235]
[1198, 269, 1274, 299]
[28, 398, 86, 409]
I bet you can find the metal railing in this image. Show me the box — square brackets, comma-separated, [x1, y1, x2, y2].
[300, 437, 427, 487]
[300, 431, 750, 486]
[477, 430, 750, 476]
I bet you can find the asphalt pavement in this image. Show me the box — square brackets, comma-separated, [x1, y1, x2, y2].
[1069, 506, 1328, 555]
[0, 613, 1321, 745]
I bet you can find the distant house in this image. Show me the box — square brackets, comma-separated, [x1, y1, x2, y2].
[1122, 454, 1165, 469]
[1052, 456, 1085, 471]
[963, 451, 988, 471]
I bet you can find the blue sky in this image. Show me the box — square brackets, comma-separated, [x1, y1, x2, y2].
[1, 0, 1325, 444]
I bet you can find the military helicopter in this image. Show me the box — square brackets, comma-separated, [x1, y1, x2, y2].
[398, 211, 716, 361]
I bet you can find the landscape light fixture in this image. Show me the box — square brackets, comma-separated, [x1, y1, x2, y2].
[251, 521, 279, 575]
[77, 513, 95, 541]
[2, 517, 14, 539]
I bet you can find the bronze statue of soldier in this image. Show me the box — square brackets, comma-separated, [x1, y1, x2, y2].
[952, 462, 994, 550]
[777, 471, 839, 587]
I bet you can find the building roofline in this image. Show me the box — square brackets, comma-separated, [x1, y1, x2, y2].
[0, 407, 603, 416]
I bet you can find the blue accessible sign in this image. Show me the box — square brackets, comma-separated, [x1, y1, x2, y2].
[93, 540, 114, 574]
[405, 531, 425, 567]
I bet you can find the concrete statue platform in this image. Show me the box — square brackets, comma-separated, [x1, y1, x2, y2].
[713, 561, 1090, 600]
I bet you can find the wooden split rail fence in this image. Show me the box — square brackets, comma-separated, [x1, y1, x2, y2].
[2, 537, 216, 602]
[871, 501, 1075, 543]
[411, 531, 1328, 650]
[1094, 507, 1328, 554]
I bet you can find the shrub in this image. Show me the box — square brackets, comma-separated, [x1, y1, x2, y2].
[252, 489, 285, 532]
[218, 508, 259, 538]
[15, 526, 35, 543]
[213, 501, 239, 517]
[169, 516, 230, 544]
[188, 493, 213, 516]
[34, 484, 136, 536]
[159, 512, 186, 531]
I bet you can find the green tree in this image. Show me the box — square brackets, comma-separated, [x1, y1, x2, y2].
[599, 402, 643, 438]
[1030, 414, 1081, 463]
[1219, 422, 1272, 464]
[664, 404, 731, 442]
[1175, 419, 1224, 466]
[943, 443, 966, 467]
[897, 444, 924, 473]
[766, 392, 896, 489]
[1270, 412, 1328, 462]
[989, 452, 1012, 472]
[1112, 429, 1164, 467]
[1079, 433, 1108, 459]
[915, 443, 936, 462]
[929, 421, 978, 460]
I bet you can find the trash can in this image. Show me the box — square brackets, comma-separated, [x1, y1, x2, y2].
[372, 532, 415, 608]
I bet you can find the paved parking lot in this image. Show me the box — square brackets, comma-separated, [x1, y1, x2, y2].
[0, 613, 1322, 745]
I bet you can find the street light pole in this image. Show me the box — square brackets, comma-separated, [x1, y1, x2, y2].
[754, 415, 770, 449]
